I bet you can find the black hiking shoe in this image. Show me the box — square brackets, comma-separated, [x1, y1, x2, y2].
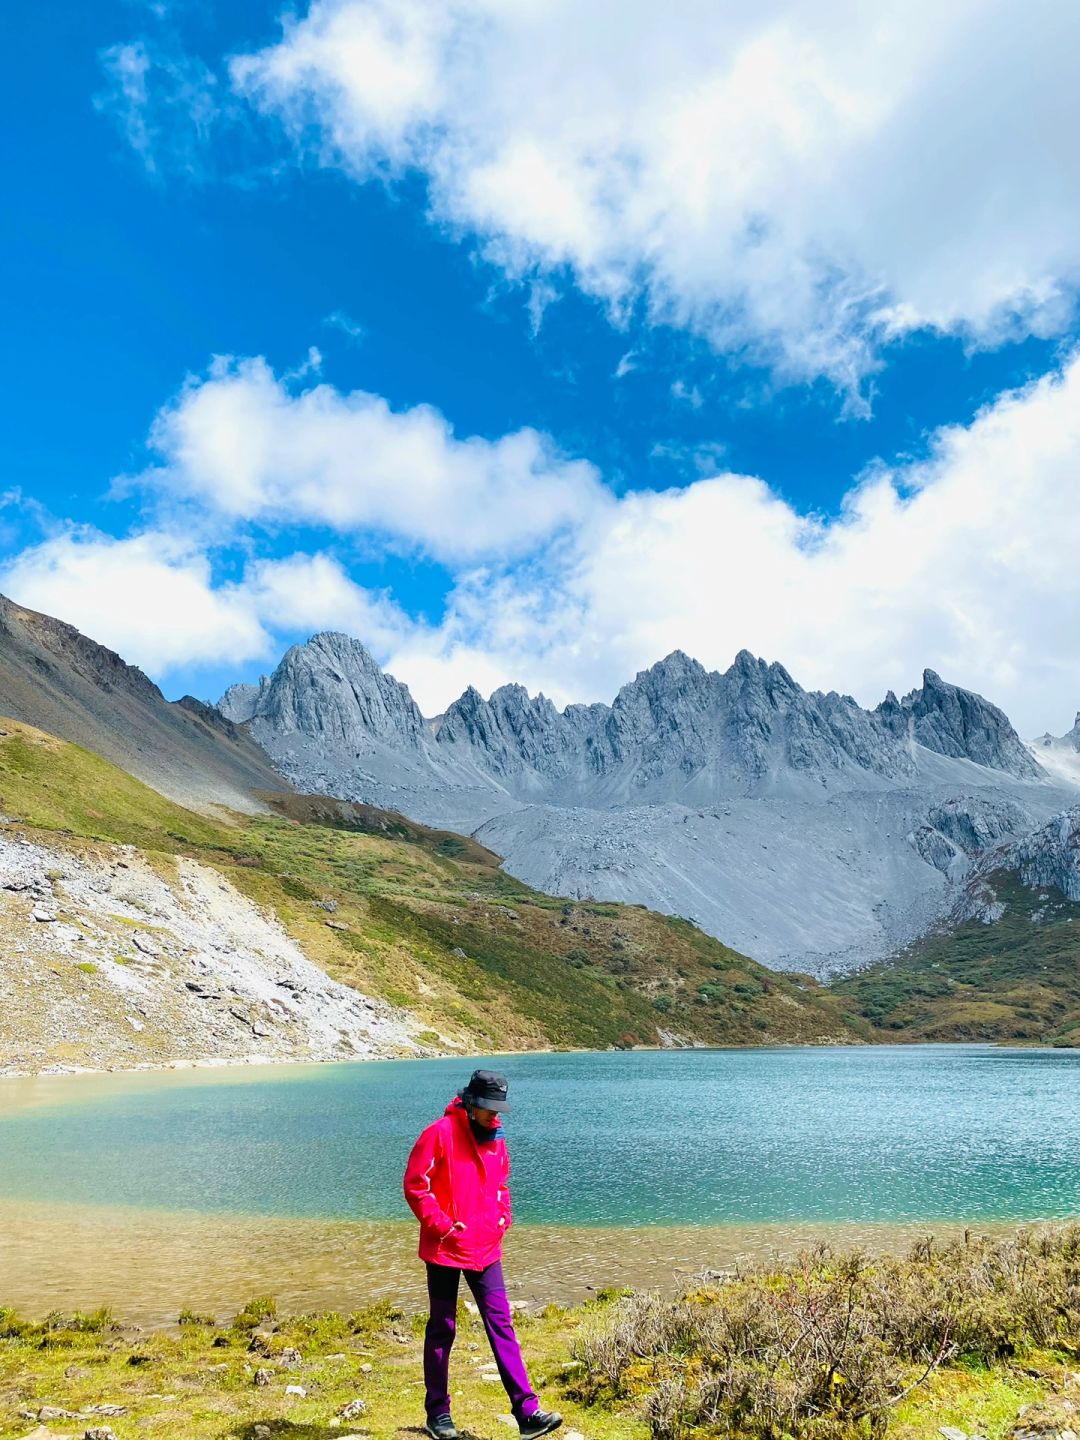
[518, 1412, 563, 1438]
[425, 1415, 458, 1439]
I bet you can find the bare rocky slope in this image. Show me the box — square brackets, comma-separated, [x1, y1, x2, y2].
[0, 593, 286, 814]
[0, 825, 420, 1074]
[833, 805, 1080, 1044]
[220, 636, 1078, 976]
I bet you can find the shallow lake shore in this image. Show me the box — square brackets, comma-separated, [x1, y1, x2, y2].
[0, 1224, 1077, 1440]
[0, 1198, 1053, 1329]
[0, 1047, 1075, 1327]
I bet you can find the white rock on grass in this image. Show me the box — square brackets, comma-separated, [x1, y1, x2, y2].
[0, 831, 424, 1071]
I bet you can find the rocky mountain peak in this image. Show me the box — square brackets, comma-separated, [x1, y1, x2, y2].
[213, 633, 1052, 809]
[437, 678, 567, 778]
[0, 592, 285, 813]
[0, 593, 164, 707]
[218, 676, 271, 725]
[220, 632, 426, 749]
[878, 668, 1043, 780]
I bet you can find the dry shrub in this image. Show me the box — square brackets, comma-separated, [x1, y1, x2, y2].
[572, 1225, 1080, 1440]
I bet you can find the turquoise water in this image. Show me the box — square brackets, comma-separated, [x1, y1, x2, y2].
[1, 1046, 1077, 1226]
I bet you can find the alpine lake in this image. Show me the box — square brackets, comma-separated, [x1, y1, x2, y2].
[0, 1044, 1076, 1325]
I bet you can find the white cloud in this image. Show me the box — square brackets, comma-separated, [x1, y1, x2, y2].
[243, 552, 411, 654]
[0, 531, 268, 672]
[96, 38, 219, 179]
[144, 355, 609, 562]
[322, 310, 367, 344]
[7, 353, 1080, 734]
[382, 351, 1080, 735]
[231, 0, 1080, 393]
[0, 532, 408, 680]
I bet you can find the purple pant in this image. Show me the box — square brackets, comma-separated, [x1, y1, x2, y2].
[424, 1260, 539, 1421]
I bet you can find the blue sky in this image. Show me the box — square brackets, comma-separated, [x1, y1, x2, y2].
[4, 0, 1080, 732]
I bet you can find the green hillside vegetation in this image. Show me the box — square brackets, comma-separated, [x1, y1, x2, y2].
[833, 875, 1080, 1046]
[0, 722, 227, 852]
[0, 718, 862, 1054]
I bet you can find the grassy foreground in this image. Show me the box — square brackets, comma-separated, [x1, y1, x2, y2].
[0, 1228, 1076, 1440]
[0, 719, 861, 1058]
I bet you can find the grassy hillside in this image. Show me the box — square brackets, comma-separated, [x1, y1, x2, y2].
[0, 718, 861, 1057]
[833, 874, 1080, 1046]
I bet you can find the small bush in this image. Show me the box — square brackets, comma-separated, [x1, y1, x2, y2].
[232, 1296, 277, 1330]
[0, 1308, 30, 1338]
[573, 1226, 1080, 1440]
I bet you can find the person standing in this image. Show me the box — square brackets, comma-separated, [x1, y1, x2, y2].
[403, 1069, 563, 1439]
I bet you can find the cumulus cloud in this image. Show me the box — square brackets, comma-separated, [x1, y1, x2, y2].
[230, 0, 1080, 393]
[242, 551, 411, 654]
[7, 353, 1080, 733]
[0, 531, 405, 679]
[380, 351, 1080, 735]
[144, 355, 609, 562]
[0, 531, 267, 671]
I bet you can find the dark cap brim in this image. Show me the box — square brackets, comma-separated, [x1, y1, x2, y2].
[460, 1090, 510, 1112]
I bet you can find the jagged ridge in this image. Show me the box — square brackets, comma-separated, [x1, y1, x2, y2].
[215, 634, 1074, 976]
[225, 636, 1044, 804]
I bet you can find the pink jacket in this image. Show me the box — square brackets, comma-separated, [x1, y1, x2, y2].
[403, 1097, 513, 1269]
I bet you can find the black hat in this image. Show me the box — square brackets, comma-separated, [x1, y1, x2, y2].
[460, 1068, 510, 1113]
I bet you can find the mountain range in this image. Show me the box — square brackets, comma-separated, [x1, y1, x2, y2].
[218, 633, 1078, 975]
[0, 592, 1077, 1061]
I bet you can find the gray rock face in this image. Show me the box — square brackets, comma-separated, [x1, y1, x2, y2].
[953, 804, 1080, 922]
[0, 593, 287, 814]
[1012, 807, 1080, 901]
[217, 634, 1077, 975]
[254, 633, 427, 747]
[437, 649, 918, 799]
[924, 795, 1035, 854]
[877, 669, 1042, 777]
[218, 678, 270, 725]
